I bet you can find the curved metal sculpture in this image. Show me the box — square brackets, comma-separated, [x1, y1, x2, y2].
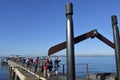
[48, 29, 114, 56]
[48, 2, 120, 80]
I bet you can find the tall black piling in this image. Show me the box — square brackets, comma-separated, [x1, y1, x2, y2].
[112, 15, 120, 80]
[66, 3, 75, 80]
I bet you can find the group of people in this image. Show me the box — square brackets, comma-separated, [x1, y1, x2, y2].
[22, 56, 61, 77]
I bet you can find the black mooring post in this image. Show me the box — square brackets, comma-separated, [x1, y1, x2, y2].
[66, 3, 75, 80]
[112, 15, 120, 80]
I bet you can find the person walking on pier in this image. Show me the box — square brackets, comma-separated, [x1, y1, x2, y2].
[47, 56, 53, 77]
[34, 57, 39, 73]
[47, 56, 53, 71]
[26, 58, 30, 68]
[54, 58, 61, 75]
[41, 57, 45, 73]
[43, 58, 48, 77]
[22, 58, 26, 67]
[38, 58, 42, 74]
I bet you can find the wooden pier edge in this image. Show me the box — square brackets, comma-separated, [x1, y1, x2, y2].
[8, 60, 46, 80]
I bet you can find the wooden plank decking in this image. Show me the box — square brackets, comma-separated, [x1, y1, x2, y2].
[8, 60, 85, 80]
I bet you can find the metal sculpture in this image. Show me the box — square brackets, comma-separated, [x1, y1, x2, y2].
[48, 3, 120, 80]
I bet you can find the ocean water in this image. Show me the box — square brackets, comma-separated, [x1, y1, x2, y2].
[0, 58, 10, 80]
[0, 56, 117, 79]
[57, 56, 116, 77]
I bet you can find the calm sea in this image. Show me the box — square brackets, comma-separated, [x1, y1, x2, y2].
[0, 58, 10, 80]
[57, 56, 116, 77]
[0, 56, 117, 79]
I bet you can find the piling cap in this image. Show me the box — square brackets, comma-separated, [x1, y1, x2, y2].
[112, 15, 118, 25]
[66, 2, 73, 15]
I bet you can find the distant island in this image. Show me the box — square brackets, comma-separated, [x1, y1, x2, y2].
[0, 54, 114, 58]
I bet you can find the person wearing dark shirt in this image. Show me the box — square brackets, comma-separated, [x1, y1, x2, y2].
[54, 58, 61, 75]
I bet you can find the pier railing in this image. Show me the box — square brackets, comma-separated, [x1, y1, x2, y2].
[59, 64, 89, 79]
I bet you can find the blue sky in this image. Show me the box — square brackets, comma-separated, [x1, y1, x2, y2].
[0, 0, 120, 57]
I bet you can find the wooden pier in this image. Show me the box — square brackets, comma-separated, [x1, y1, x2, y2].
[7, 60, 84, 80]
[7, 59, 117, 80]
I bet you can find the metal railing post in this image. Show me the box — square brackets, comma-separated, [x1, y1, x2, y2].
[63, 64, 65, 75]
[66, 2, 76, 80]
[112, 15, 120, 80]
[86, 64, 89, 80]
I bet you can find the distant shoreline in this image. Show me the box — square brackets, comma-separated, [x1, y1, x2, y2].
[0, 54, 114, 58]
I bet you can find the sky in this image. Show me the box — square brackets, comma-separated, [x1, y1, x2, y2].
[0, 0, 120, 57]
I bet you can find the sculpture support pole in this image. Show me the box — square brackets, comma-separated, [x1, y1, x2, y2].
[66, 3, 75, 80]
[112, 15, 120, 80]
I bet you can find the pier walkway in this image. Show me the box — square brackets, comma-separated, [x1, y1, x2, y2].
[8, 60, 85, 80]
